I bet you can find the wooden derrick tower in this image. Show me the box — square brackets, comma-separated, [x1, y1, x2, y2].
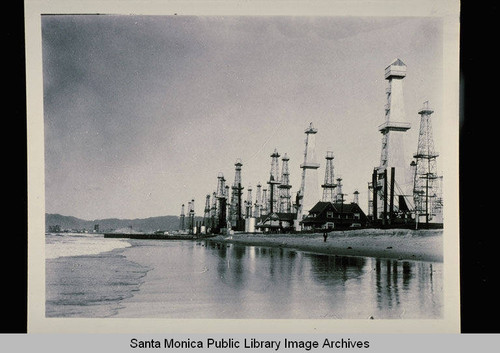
[278, 153, 292, 213]
[321, 151, 336, 202]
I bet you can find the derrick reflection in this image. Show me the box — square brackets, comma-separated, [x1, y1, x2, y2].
[307, 254, 366, 285]
[200, 241, 441, 319]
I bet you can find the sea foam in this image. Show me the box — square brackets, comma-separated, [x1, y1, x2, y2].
[46, 233, 131, 259]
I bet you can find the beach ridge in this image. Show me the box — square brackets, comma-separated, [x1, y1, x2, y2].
[206, 228, 443, 263]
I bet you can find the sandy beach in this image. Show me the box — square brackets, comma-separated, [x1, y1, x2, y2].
[206, 228, 443, 263]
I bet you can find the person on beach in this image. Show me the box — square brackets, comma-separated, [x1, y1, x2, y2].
[323, 231, 328, 242]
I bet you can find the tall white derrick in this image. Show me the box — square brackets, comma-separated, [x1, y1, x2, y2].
[253, 182, 262, 218]
[244, 184, 256, 232]
[261, 187, 268, 216]
[245, 184, 253, 218]
[296, 122, 320, 230]
[375, 58, 412, 219]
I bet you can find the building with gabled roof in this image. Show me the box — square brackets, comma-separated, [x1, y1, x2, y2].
[301, 201, 368, 230]
[255, 212, 296, 233]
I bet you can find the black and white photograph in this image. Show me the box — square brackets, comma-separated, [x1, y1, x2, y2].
[25, 0, 461, 334]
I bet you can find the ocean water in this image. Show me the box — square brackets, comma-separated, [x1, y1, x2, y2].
[45, 233, 148, 317]
[45, 235, 442, 319]
[45, 232, 131, 259]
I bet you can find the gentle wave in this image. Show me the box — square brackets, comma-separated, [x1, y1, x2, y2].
[46, 234, 131, 259]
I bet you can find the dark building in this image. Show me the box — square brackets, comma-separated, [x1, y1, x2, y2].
[256, 212, 296, 233]
[301, 201, 368, 230]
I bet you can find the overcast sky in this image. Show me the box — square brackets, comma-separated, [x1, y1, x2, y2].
[42, 15, 443, 220]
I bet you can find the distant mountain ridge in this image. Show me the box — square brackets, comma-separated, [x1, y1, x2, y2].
[45, 213, 203, 233]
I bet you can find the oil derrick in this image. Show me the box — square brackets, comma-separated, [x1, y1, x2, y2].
[353, 190, 360, 204]
[321, 151, 336, 202]
[336, 190, 347, 227]
[242, 184, 252, 218]
[278, 153, 292, 213]
[179, 204, 185, 231]
[434, 176, 444, 219]
[379, 59, 411, 172]
[367, 181, 373, 218]
[187, 200, 194, 234]
[254, 182, 262, 218]
[412, 101, 443, 226]
[371, 59, 412, 224]
[186, 201, 192, 230]
[203, 194, 211, 231]
[293, 191, 300, 213]
[225, 185, 231, 229]
[335, 177, 343, 202]
[230, 159, 244, 231]
[267, 148, 281, 214]
[215, 172, 227, 233]
[210, 191, 217, 232]
[187, 199, 195, 234]
[296, 123, 320, 230]
[244, 184, 257, 232]
[261, 187, 268, 216]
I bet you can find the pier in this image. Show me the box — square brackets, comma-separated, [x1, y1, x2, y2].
[103, 233, 216, 240]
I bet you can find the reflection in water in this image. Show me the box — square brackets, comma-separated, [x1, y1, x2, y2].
[371, 258, 441, 318]
[118, 240, 442, 319]
[199, 241, 442, 319]
[403, 261, 412, 289]
[307, 254, 365, 285]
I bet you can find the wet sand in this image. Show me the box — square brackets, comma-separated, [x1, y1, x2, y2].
[207, 228, 443, 263]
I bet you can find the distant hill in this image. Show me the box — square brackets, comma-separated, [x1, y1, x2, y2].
[45, 213, 204, 233]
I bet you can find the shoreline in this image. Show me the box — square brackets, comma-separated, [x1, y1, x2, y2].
[45, 230, 443, 319]
[206, 228, 443, 263]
